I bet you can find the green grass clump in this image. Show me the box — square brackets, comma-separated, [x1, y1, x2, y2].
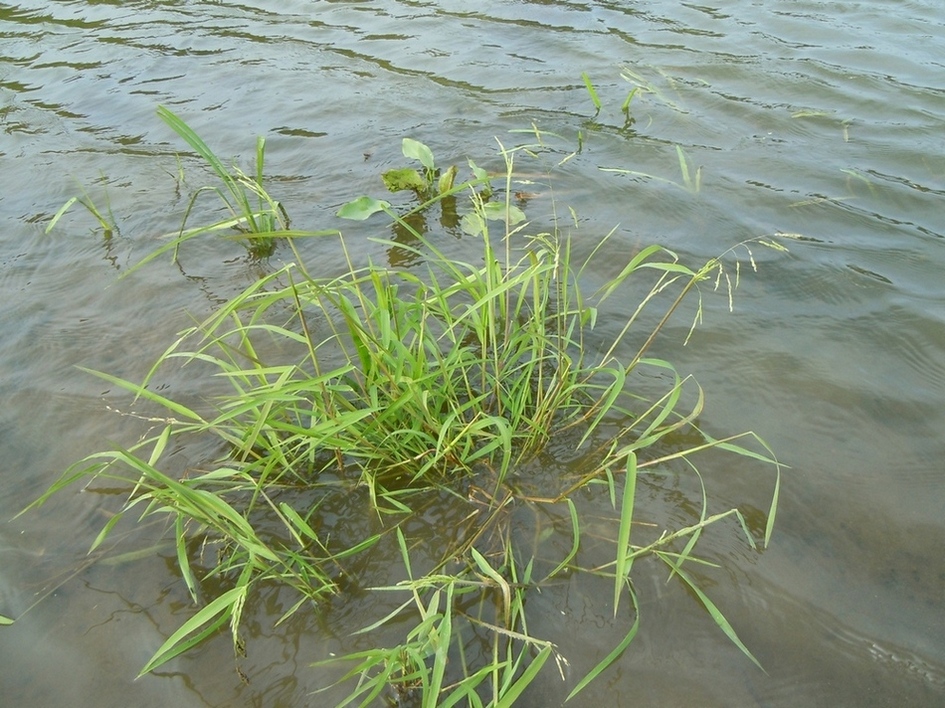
[28, 108, 783, 705]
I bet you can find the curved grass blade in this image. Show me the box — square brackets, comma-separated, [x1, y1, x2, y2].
[45, 197, 79, 234]
[157, 105, 230, 183]
[658, 556, 764, 672]
[138, 585, 245, 676]
[566, 585, 639, 701]
[76, 367, 205, 424]
[543, 498, 580, 580]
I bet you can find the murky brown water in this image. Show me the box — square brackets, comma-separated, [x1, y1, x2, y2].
[2, 1, 944, 705]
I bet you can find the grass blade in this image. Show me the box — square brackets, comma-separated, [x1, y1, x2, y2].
[613, 452, 637, 615]
[495, 645, 552, 708]
[138, 585, 245, 676]
[662, 558, 765, 672]
[581, 72, 601, 113]
[566, 586, 639, 701]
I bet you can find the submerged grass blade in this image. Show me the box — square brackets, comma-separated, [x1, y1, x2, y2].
[566, 586, 639, 701]
[659, 556, 764, 672]
[543, 498, 580, 580]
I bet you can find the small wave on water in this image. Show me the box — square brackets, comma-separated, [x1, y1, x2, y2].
[2, 1, 945, 706]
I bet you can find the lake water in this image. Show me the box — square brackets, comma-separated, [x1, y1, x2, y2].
[1, 1, 943, 706]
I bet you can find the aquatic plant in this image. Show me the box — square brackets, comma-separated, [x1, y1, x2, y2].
[45, 181, 117, 239]
[28, 110, 782, 705]
[601, 143, 702, 194]
[579, 72, 702, 193]
[156, 105, 289, 260]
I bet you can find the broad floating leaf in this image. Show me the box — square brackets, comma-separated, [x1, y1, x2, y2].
[336, 196, 391, 221]
[402, 137, 435, 172]
[481, 201, 526, 226]
[460, 211, 486, 237]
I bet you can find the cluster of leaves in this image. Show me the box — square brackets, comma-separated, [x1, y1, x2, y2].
[29, 108, 782, 705]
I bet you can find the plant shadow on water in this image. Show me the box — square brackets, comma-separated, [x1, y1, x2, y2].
[26, 107, 787, 706]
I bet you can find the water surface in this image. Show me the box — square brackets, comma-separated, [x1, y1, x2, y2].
[1, 1, 943, 706]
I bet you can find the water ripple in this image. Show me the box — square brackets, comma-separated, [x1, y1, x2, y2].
[2, 1, 945, 705]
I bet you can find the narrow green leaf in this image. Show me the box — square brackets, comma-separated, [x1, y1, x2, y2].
[396, 526, 413, 580]
[621, 87, 638, 113]
[279, 502, 320, 542]
[98, 542, 175, 566]
[176, 515, 199, 604]
[45, 197, 78, 234]
[676, 144, 690, 188]
[470, 547, 504, 589]
[425, 584, 453, 708]
[157, 106, 232, 185]
[765, 465, 781, 548]
[544, 499, 580, 579]
[439, 664, 498, 708]
[148, 424, 172, 467]
[89, 511, 124, 554]
[77, 367, 204, 423]
[667, 560, 765, 672]
[351, 598, 414, 638]
[566, 588, 639, 701]
[613, 452, 637, 616]
[581, 72, 602, 112]
[495, 645, 552, 708]
[255, 135, 266, 185]
[138, 585, 244, 676]
[594, 243, 668, 302]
